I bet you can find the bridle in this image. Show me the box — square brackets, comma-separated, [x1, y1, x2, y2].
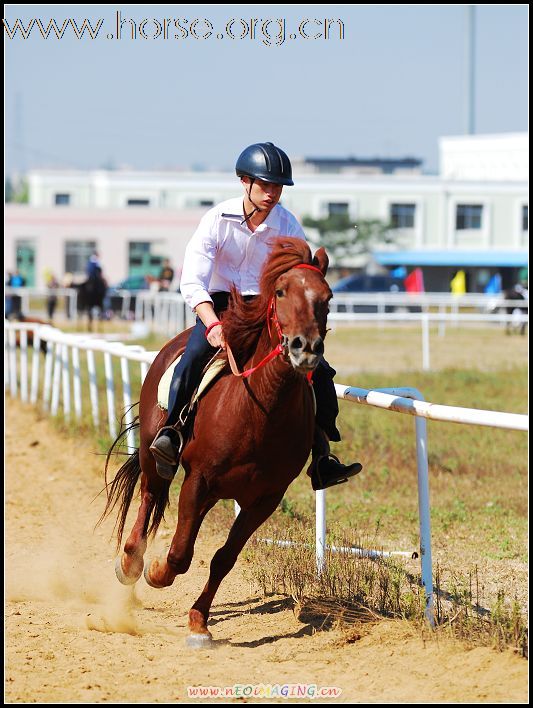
[225, 263, 325, 382]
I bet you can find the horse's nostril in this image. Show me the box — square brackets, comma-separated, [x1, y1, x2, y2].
[312, 337, 324, 355]
[290, 336, 305, 352]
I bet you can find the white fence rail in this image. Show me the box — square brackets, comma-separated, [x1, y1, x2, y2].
[5, 287, 79, 319]
[6, 287, 527, 328]
[4, 320, 528, 625]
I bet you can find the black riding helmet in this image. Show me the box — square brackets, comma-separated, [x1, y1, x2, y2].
[235, 142, 294, 186]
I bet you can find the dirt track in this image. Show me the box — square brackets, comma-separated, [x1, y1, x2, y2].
[5, 400, 528, 703]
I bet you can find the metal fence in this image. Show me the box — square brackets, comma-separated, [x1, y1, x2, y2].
[4, 319, 528, 625]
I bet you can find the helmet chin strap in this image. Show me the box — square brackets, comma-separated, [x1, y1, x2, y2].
[241, 178, 262, 225]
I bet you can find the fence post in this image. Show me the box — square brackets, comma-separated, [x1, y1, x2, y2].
[104, 350, 117, 439]
[8, 328, 17, 397]
[43, 339, 54, 410]
[72, 345, 82, 420]
[316, 489, 326, 574]
[20, 330, 28, 403]
[4, 324, 10, 390]
[415, 415, 434, 626]
[61, 342, 71, 421]
[86, 348, 99, 426]
[50, 342, 62, 416]
[119, 352, 135, 452]
[30, 328, 41, 404]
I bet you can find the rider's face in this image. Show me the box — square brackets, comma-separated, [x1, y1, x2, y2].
[241, 177, 283, 211]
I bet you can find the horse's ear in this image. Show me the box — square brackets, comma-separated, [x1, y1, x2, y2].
[312, 247, 329, 276]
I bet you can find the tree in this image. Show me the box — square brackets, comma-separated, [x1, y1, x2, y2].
[5, 177, 14, 202]
[302, 213, 397, 262]
[7, 177, 29, 204]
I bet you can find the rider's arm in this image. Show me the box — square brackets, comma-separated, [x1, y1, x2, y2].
[179, 211, 218, 311]
[194, 301, 225, 349]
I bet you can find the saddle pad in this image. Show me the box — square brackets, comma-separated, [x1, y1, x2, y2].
[157, 355, 227, 410]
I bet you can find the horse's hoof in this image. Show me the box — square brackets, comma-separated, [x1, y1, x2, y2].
[186, 632, 213, 649]
[115, 555, 141, 586]
[143, 560, 164, 589]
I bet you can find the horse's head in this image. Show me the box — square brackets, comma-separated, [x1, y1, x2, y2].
[272, 246, 332, 374]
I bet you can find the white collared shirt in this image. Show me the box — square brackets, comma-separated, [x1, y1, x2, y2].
[180, 197, 306, 310]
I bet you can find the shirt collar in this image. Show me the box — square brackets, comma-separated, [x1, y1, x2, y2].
[220, 198, 282, 232]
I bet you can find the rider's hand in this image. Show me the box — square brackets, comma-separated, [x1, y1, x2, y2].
[207, 324, 225, 350]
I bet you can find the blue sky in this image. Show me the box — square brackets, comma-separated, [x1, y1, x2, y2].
[4, 4, 529, 175]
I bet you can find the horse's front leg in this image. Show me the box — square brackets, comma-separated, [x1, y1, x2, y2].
[144, 472, 214, 589]
[188, 491, 284, 644]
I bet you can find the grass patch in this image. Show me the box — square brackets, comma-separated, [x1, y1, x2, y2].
[242, 516, 528, 656]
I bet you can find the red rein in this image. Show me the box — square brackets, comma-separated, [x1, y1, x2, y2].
[225, 263, 324, 382]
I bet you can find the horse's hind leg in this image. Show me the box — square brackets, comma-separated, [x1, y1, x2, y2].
[144, 473, 215, 589]
[188, 491, 284, 640]
[116, 454, 169, 585]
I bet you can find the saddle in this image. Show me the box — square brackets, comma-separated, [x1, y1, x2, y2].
[151, 355, 227, 479]
[157, 354, 227, 413]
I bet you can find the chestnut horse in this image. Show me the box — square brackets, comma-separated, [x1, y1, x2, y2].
[101, 237, 332, 644]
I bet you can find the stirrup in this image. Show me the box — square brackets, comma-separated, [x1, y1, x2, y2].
[309, 454, 363, 491]
[149, 426, 184, 481]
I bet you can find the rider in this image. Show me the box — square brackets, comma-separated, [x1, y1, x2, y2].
[149, 142, 362, 490]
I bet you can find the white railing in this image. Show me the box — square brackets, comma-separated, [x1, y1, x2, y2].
[7, 288, 527, 345]
[5, 287, 79, 319]
[4, 320, 528, 626]
[330, 291, 528, 312]
[134, 292, 196, 335]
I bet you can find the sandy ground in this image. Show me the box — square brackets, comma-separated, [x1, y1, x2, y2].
[5, 400, 528, 704]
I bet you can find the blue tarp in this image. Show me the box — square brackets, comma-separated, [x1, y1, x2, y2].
[373, 250, 528, 267]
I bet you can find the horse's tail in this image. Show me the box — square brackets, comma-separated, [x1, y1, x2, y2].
[97, 407, 171, 551]
[97, 407, 144, 551]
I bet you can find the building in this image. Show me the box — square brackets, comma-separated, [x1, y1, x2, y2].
[5, 133, 528, 291]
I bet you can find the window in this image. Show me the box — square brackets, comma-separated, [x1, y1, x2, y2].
[127, 198, 150, 206]
[184, 198, 215, 208]
[65, 241, 96, 275]
[55, 193, 70, 205]
[456, 204, 482, 230]
[522, 205, 528, 231]
[128, 241, 163, 278]
[390, 203, 416, 229]
[327, 202, 349, 216]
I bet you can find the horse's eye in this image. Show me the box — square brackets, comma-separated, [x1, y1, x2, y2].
[276, 289, 284, 298]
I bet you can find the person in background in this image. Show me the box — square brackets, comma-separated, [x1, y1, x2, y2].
[86, 251, 101, 279]
[7, 270, 25, 318]
[46, 272, 60, 321]
[62, 272, 74, 319]
[158, 259, 175, 292]
[5, 271, 14, 317]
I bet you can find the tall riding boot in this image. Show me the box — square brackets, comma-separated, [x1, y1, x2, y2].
[307, 427, 363, 491]
[149, 314, 219, 480]
[149, 424, 185, 481]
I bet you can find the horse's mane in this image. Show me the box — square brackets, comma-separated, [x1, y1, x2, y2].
[223, 237, 313, 367]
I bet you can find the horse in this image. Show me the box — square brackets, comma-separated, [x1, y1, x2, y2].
[76, 272, 107, 331]
[100, 237, 332, 645]
[502, 286, 528, 336]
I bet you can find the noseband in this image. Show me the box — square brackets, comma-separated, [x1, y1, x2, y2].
[226, 263, 325, 381]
